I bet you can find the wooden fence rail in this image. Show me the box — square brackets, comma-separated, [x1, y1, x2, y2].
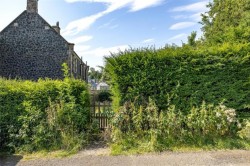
[90, 90, 111, 130]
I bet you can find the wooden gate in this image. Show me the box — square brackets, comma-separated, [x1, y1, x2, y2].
[90, 90, 111, 130]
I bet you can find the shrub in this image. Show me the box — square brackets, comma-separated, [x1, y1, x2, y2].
[238, 121, 250, 140]
[111, 100, 249, 154]
[98, 91, 112, 102]
[0, 78, 90, 153]
[105, 43, 250, 113]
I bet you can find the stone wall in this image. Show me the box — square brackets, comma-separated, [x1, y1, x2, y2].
[71, 52, 89, 81]
[0, 11, 70, 80]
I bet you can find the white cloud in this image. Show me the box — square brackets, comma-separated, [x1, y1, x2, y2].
[98, 19, 114, 29]
[169, 22, 196, 30]
[61, 13, 104, 36]
[63, 0, 164, 36]
[65, 0, 113, 3]
[170, 1, 209, 22]
[172, 15, 187, 20]
[71, 35, 93, 44]
[171, 1, 208, 13]
[75, 45, 91, 52]
[80, 45, 129, 57]
[142, 38, 155, 43]
[130, 0, 164, 12]
[167, 33, 187, 41]
[98, 20, 119, 30]
[172, 12, 203, 22]
[190, 12, 203, 22]
[79, 44, 130, 67]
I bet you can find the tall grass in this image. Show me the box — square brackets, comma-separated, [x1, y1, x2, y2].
[111, 99, 250, 155]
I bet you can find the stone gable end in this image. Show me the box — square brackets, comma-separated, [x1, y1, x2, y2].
[0, 11, 70, 80]
[0, 0, 89, 81]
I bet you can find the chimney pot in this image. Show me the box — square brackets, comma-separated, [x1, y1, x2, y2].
[52, 21, 61, 34]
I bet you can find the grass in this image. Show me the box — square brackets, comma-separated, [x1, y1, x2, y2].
[17, 150, 77, 161]
[0, 150, 77, 162]
[110, 137, 250, 156]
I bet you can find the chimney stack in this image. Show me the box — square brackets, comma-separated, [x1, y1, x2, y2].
[68, 43, 75, 51]
[52, 22, 61, 34]
[27, 0, 38, 13]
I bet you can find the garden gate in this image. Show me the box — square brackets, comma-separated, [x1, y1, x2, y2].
[90, 90, 111, 130]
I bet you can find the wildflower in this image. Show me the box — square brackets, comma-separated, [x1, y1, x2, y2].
[237, 122, 242, 128]
[217, 124, 221, 129]
[216, 112, 221, 117]
[227, 117, 233, 123]
[225, 108, 236, 117]
[220, 104, 226, 110]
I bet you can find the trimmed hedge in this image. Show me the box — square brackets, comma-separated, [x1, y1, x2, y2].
[0, 78, 90, 153]
[105, 43, 250, 112]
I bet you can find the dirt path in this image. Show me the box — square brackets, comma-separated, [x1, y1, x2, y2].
[1, 149, 250, 166]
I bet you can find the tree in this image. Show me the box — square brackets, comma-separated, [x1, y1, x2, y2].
[88, 67, 102, 81]
[97, 65, 109, 82]
[88, 66, 109, 82]
[201, 0, 250, 44]
[187, 31, 197, 47]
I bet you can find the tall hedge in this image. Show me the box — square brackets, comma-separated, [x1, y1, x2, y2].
[0, 78, 90, 153]
[105, 43, 250, 112]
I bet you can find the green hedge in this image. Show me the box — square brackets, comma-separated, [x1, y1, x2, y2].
[105, 43, 250, 112]
[0, 78, 90, 153]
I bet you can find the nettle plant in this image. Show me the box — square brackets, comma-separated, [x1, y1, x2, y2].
[112, 99, 243, 146]
[186, 103, 240, 139]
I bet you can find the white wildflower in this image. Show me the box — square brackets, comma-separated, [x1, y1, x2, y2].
[237, 122, 242, 128]
[225, 108, 236, 117]
[216, 112, 221, 117]
[220, 104, 226, 110]
[217, 124, 221, 130]
[224, 108, 236, 124]
[227, 117, 233, 123]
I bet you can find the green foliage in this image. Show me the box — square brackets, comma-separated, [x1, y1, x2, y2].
[0, 78, 90, 153]
[111, 100, 250, 154]
[88, 66, 109, 82]
[62, 63, 70, 79]
[201, 0, 250, 44]
[105, 43, 250, 113]
[98, 91, 112, 102]
[238, 121, 250, 140]
[187, 31, 197, 47]
[88, 67, 102, 81]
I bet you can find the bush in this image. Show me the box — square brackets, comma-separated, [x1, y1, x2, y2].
[0, 78, 90, 153]
[238, 121, 250, 140]
[105, 43, 250, 113]
[111, 100, 249, 154]
[98, 91, 112, 102]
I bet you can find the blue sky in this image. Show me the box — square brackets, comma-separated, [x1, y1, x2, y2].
[0, 0, 210, 68]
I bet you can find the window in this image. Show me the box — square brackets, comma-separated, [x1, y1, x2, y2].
[72, 57, 77, 74]
[80, 64, 82, 76]
[74, 59, 78, 73]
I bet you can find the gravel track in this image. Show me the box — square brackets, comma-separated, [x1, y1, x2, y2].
[1, 149, 249, 166]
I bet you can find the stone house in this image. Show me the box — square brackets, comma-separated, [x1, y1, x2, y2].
[0, 0, 89, 81]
